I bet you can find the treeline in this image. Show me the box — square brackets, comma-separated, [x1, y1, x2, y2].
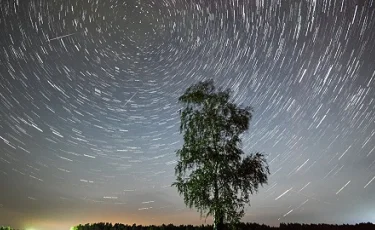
[72, 222, 375, 230]
[1, 222, 374, 230]
[279, 223, 374, 230]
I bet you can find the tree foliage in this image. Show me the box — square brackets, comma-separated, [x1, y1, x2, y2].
[172, 80, 270, 229]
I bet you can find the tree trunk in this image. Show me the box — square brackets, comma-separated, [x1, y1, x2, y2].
[217, 216, 224, 230]
[214, 212, 224, 230]
[213, 158, 225, 230]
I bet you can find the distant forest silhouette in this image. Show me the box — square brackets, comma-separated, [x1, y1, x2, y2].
[1, 222, 374, 230]
[70, 222, 374, 230]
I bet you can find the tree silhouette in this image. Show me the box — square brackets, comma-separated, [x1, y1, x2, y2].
[172, 80, 270, 230]
[0, 227, 11, 230]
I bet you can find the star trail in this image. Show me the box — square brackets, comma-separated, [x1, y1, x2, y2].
[0, 0, 374, 230]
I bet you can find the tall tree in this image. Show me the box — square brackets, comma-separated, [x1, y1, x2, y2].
[172, 80, 270, 230]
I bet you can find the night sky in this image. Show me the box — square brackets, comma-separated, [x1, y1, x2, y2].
[0, 0, 374, 229]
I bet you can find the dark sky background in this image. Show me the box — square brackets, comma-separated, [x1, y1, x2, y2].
[0, 0, 375, 229]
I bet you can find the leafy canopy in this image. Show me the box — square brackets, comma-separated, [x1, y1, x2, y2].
[172, 80, 270, 227]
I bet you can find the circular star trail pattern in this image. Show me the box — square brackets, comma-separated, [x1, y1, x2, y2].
[0, 0, 375, 229]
